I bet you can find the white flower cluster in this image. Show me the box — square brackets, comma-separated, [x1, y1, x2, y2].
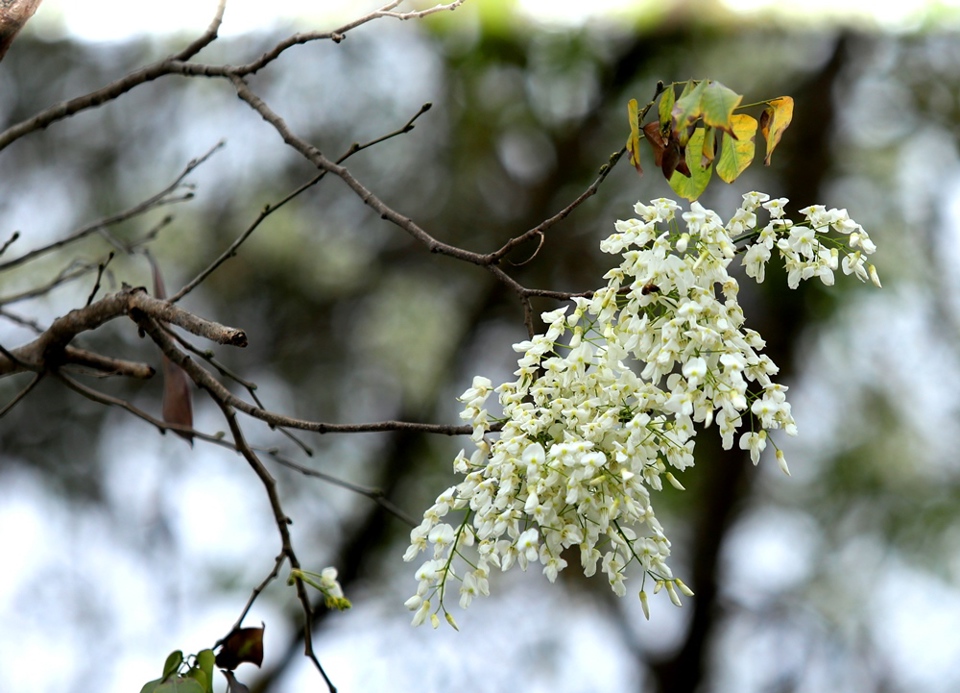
[404, 193, 880, 628]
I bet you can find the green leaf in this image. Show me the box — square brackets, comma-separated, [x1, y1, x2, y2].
[154, 678, 205, 693]
[186, 669, 209, 693]
[657, 85, 675, 135]
[194, 649, 215, 688]
[716, 114, 758, 183]
[162, 651, 184, 680]
[760, 96, 794, 165]
[626, 98, 642, 174]
[668, 128, 712, 201]
[700, 81, 743, 136]
[141, 676, 205, 693]
[671, 79, 707, 137]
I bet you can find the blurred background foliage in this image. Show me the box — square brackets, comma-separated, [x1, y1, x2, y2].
[2, 2, 960, 692]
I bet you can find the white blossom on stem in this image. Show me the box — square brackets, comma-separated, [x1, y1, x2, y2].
[404, 192, 880, 626]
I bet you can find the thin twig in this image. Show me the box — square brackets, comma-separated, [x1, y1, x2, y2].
[0, 142, 221, 273]
[0, 308, 43, 333]
[172, 103, 435, 303]
[488, 148, 627, 264]
[133, 310, 477, 437]
[223, 553, 288, 640]
[165, 327, 315, 456]
[0, 372, 42, 418]
[0, 262, 98, 306]
[58, 371, 213, 443]
[270, 452, 418, 527]
[217, 402, 336, 693]
[171, 0, 226, 62]
[85, 252, 114, 306]
[0, 231, 19, 256]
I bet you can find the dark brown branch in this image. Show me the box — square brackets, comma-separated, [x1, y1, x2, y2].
[0, 5, 224, 153]
[0, 286, 245, 377]
[227, 76, 618, 335]
[225, 554, 288, 639]
[58, 371, 212, 443]
[171, 104, 433, 303]
[85, 252, 114, 306]
[216, 403, 336, 693]
[0, 1, 462, 153]
[133, 309, 475, 437]
[0, 0, 42, 62]
[230, 75, 489, 265]
[0, 231, 19, 257]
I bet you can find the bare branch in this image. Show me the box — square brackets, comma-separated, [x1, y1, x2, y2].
[230, 75, 489, 264]
[171, 103, 435, 303]
[0, 142, 221, 273]
[270, 452, 419, 527]
[0, 286, 245, 377]
[216, 403, 337, 692]
[374, 0, 466, 21]
[488, 148, 627, 264]
[58, 371, 212, 443]
[61, 347, 155, 379]
[0, 261, 100, 306]
[224, 553, 288, 639]
[0, 0, 466, 151]
[171, 0, 226, 62]
[130, 292, 247, 347]
[0, 0, 42, 62]
[180, 1, 466, 77]
[133, 309, 476, 437]
[0, 372, 42, 418]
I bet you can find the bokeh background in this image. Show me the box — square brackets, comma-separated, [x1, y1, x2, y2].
[2, 1, 960, 691]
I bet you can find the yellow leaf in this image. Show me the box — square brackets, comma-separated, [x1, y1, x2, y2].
[626, 98, 642, 174]
[701, 125, 716, 168]
[716, 114, 757, 183]
[760, 96, 793, 165]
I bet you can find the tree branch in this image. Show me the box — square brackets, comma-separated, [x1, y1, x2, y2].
[0, 141, 221, 273]
[0, 285, 245, 376]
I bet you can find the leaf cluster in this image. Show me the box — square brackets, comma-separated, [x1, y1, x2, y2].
[626, 80, 794, 200]
[140, 628, 264, 693]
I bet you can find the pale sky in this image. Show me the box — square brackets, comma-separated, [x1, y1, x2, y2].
[29, 0, 960, 42]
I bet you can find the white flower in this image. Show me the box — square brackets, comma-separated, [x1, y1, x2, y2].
[738, 430, 767, 465]
[405, 192, 879, 626]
